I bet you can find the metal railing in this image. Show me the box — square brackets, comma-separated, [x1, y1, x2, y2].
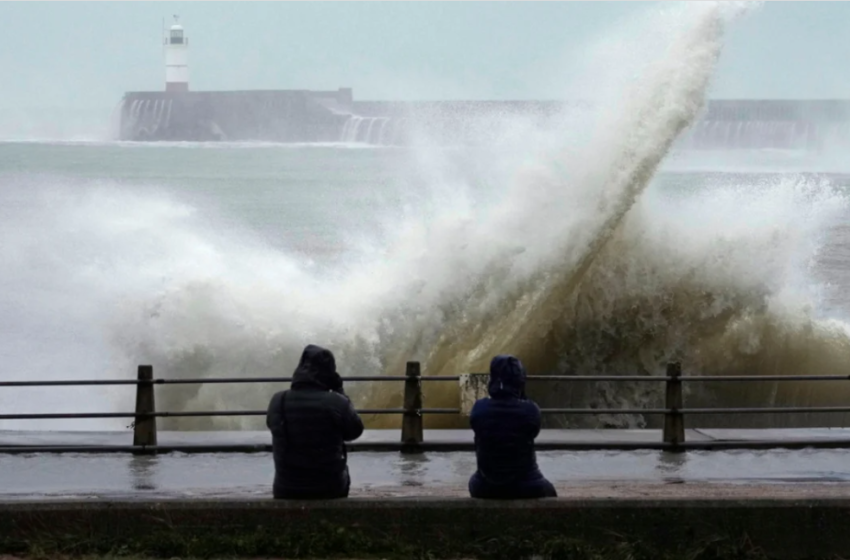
[2, 362, 850, 454]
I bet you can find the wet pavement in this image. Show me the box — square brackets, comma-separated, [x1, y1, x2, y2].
[2, 429, 850, 501]
[4, 446, 850, 501]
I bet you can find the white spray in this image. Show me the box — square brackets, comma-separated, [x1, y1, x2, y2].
[4, 3, 849, 432]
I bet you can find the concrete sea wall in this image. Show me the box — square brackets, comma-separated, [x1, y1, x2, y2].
[350, 98, 850, 149]
[2, 488, 850, 559]
[119, 88, 353, 142]
[118, 90, 850, 149]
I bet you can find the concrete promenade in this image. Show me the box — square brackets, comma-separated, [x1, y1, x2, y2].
[3, 429, 850, 557]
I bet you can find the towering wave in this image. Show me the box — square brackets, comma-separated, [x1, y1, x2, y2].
[357, 3, 743, 423]
[119, 2, 790, 430]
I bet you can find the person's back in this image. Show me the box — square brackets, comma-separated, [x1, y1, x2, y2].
[266, 344, 364, 499]
[468, 355, 557, 499]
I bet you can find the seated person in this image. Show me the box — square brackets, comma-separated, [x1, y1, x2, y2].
[266, 344, 364, 499]
[468, 354, 557, 499]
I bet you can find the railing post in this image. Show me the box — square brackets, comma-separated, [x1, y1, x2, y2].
[663, 362, 685, 450]
[401, 361, 423, 452]
[133, 365, 157, 454]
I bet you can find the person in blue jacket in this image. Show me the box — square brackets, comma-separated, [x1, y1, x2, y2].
[468, 354, 557, 499]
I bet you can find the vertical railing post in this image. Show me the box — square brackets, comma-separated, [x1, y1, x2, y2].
[663, 362, 685, 450]
[133, 365, 157, 454]
[401, 361, 423, 452]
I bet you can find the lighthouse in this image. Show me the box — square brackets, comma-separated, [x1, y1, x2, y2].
[164, 16, 188, 92]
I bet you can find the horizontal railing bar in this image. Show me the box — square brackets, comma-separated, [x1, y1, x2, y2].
[161, 377, 293, 384]
[0, 412, 256, 420]
[0, 408, 463, 420]
[356, 408, 460, 415]
[0, 380, 142, 387]
[0, 376, 667, 386]
[679, 375, 850, 382]
[359, 408, 461, 415]
[525, 376, 670, 381]
[6, 405, 850, 421]
[3, 374, 850, 388]
[0, 375, 461, 387]
[0, 445, 275, 454]
[525, 375, 850, 382]
[539, 408, 669, 414]
[6, 438, 850, 455]
[682, 406, 850, 414]
[9, 405, 850, 420]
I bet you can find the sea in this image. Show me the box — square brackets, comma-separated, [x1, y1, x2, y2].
[3, 139, 850, 433]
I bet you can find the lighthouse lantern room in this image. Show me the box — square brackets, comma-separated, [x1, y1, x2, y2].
[164, 16, 189, 92]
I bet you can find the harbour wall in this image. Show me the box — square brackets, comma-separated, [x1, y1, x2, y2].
[119, 88, 353, 142]
[118, 90, 850, 149]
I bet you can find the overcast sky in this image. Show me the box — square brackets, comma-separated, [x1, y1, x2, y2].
[2, 1, 849, 112]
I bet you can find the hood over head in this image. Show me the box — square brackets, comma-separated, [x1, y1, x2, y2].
[291, 344, 339, 391]
[487, 354, 527, 399]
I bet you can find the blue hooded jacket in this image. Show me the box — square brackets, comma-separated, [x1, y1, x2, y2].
[469, 355, 543, 486]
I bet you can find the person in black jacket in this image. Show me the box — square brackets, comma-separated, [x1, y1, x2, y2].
[468, 354, 557, 499]
[266, 344, 364, 499]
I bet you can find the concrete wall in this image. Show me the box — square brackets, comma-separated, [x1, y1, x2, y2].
[119, 89, 352, 142]
[2, 497, 849, 558]
[118, 90, 850, 149]
[355, 99, 850, 150]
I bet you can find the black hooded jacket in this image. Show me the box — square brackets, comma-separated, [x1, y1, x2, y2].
[469, 355, 544, 486]
[266, 345, 364, 497]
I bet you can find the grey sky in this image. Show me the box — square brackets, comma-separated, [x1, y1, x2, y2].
[2, 1, 849, 112]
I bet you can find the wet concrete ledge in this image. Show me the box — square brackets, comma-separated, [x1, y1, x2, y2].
[1, 488, 850, 559]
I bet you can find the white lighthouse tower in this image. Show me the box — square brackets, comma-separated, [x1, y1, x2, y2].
[164, 16, 188, 92]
